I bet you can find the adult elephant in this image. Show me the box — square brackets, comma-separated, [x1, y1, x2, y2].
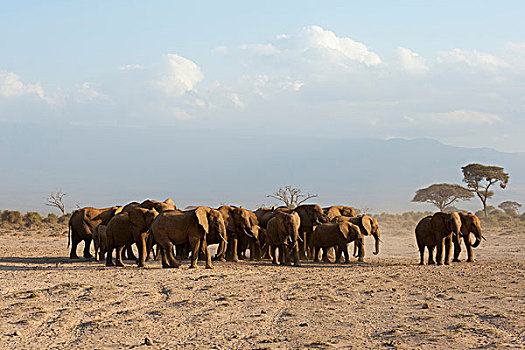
[323, 206, 357, 221]
[151, 206, 226, 269]
[311, 222, 364, 263]
[266, 211, 301, 266]
[453, 212, 483, 262]
[415, 212, 462, 265]
[218, 206, 257, 262]
[68, 206, 122, 259]
[237, 211, 262, 260]
[105, 207, 159, 267]
[121, 198, 177, 259]
[293, 204, 328, 259]
[331, 214, 381, 259]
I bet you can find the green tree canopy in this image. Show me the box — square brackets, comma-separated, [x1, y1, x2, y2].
[462, 163, 509, 217]
[498, 201, 521, 217]
[412, 183, 473, 211]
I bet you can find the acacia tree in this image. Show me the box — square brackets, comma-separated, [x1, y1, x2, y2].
[462, 163, 509, 217]
[46, 190, 67, 216]
[498, 201, 521, 217]
[267, 185, 318, 209]
[412, 183, 473, 211]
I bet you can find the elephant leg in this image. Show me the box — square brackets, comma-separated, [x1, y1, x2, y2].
[69, 235, 81, 259]
[116, 246, 125, 267]
[83, 238, 93, 259]
[271, 245, 278, 264]
[342, 244, 350, 263]
[419, 247, 425, 265]
[466, 239, 474, 262]
[353, 241, 359, 257]
[161, 242, 178, 268]
[214, 240, 227, 261]
[321, 248, 330, 263]
[313, 247, 320, 262]
[105, 247, 114, 266]
[427, 246, 436, 264]
[125, 245, 137, 261]
[137, 234, 147, 268]
[356, 243, 365, 262]
[436, 239, 444, 265]
[201, 238, 213, 269]
[229, 237, 239, 262]
[453, 235, 462, 262]
[292, 242, 301, 267]
[444, 236, 452, 265]
[189, 237, 201, 269]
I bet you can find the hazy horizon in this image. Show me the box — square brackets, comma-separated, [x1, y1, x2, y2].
[1, 2, 524, 214]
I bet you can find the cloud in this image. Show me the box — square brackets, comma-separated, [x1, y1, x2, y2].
[295, 25, 382, 66]
[75, 82, 107, 103]
[437, 48, 508, 69]
[118, 64, 144, 71]
[155, 54, 204, 96]
[0, 70, 45, 99]
[396, 47, 428, 72]
[407, 110, 503, 125]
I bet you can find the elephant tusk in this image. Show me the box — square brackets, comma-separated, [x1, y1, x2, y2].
[243, 228, 255, 239]
[297, 235, 303, 243]
[378, 238, 383, 243]
[481, 236, 487, 241]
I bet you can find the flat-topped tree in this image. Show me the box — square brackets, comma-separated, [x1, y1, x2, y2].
[412, 183, 473, 211]
[498, 201, 521, 217]
[462, 163, 509, 217]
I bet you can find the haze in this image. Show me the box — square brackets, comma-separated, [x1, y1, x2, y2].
[1, 1, 524, 213]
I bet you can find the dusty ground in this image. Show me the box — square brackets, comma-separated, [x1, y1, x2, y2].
[0, 223, 523, 349]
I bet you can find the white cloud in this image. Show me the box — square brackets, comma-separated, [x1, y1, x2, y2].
[397, 47, 428, 72]
[428, 110, 503, 125]
[155, 54, 204, 96]
[75, 82, 107, 103]
[437, 48, 508, 69]
[240, 43, 280, 56]
[118, 64, 144, 71]
[0, 70, 45, 99]
[296, 25, 382, 66]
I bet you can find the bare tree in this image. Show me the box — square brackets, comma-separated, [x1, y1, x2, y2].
[266, 185, 318, 209]
[46, 190, 67, 216]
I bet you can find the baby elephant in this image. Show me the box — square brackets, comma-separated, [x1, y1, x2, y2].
[311, 222, 364, 263]
[93, 224, 107, 261]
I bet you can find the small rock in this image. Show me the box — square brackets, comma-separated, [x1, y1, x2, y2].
[422, 303, 431, 309]
[144, 337, 153, 346]
[13, 331, 20, 336]
[299, 322, 309, 327]
[261, 310, 266, 314]
[391, 288, 396, 292]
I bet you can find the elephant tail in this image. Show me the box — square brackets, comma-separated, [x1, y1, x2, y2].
[67, 222, 71, 248]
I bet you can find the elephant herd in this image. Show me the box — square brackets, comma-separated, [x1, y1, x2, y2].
[67, 198, 483, 268]
[68, 200, 381, 268]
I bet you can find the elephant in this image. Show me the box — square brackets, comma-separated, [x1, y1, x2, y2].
[266, 211, 301, 266]
[415, 212, 462, 265]
[311, 222, 364, 263]
[151, 206, 226, 269]
[453, 212, 483, 262]
[218, 206, 257, 262]
[105, 207, 159, 267]
[236, 210, 263, 260]
[292, 204, 329, 259]
[93, 224, 107, 261]
[323, 206, 357, 221]
[331, 215, 381, 260]
[68, 206, 123, 259]
[120, 199, 177, 260]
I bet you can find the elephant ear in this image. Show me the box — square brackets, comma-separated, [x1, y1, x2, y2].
[195, 207, 210, 234]
[129, 208, 146, 228]
[360, 215, 373, 236]
[338, 222, 350, 239]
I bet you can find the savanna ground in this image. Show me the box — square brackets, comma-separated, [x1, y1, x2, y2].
[0, 218, 523, 349]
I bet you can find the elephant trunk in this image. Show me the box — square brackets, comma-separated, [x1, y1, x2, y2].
[373, 233, 380, 255]
[472, 222, 482, 248]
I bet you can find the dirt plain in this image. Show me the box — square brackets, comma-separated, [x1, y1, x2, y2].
[0, 221, 523, 349]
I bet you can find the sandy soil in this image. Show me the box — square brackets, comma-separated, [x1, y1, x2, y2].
[0, 223, 523, 349]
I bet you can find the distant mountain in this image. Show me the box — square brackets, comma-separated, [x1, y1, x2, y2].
[1, 122, 524, 213]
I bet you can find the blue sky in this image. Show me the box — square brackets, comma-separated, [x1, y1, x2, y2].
[1, 1, 525, 150]
[1, 1, 525, 212]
